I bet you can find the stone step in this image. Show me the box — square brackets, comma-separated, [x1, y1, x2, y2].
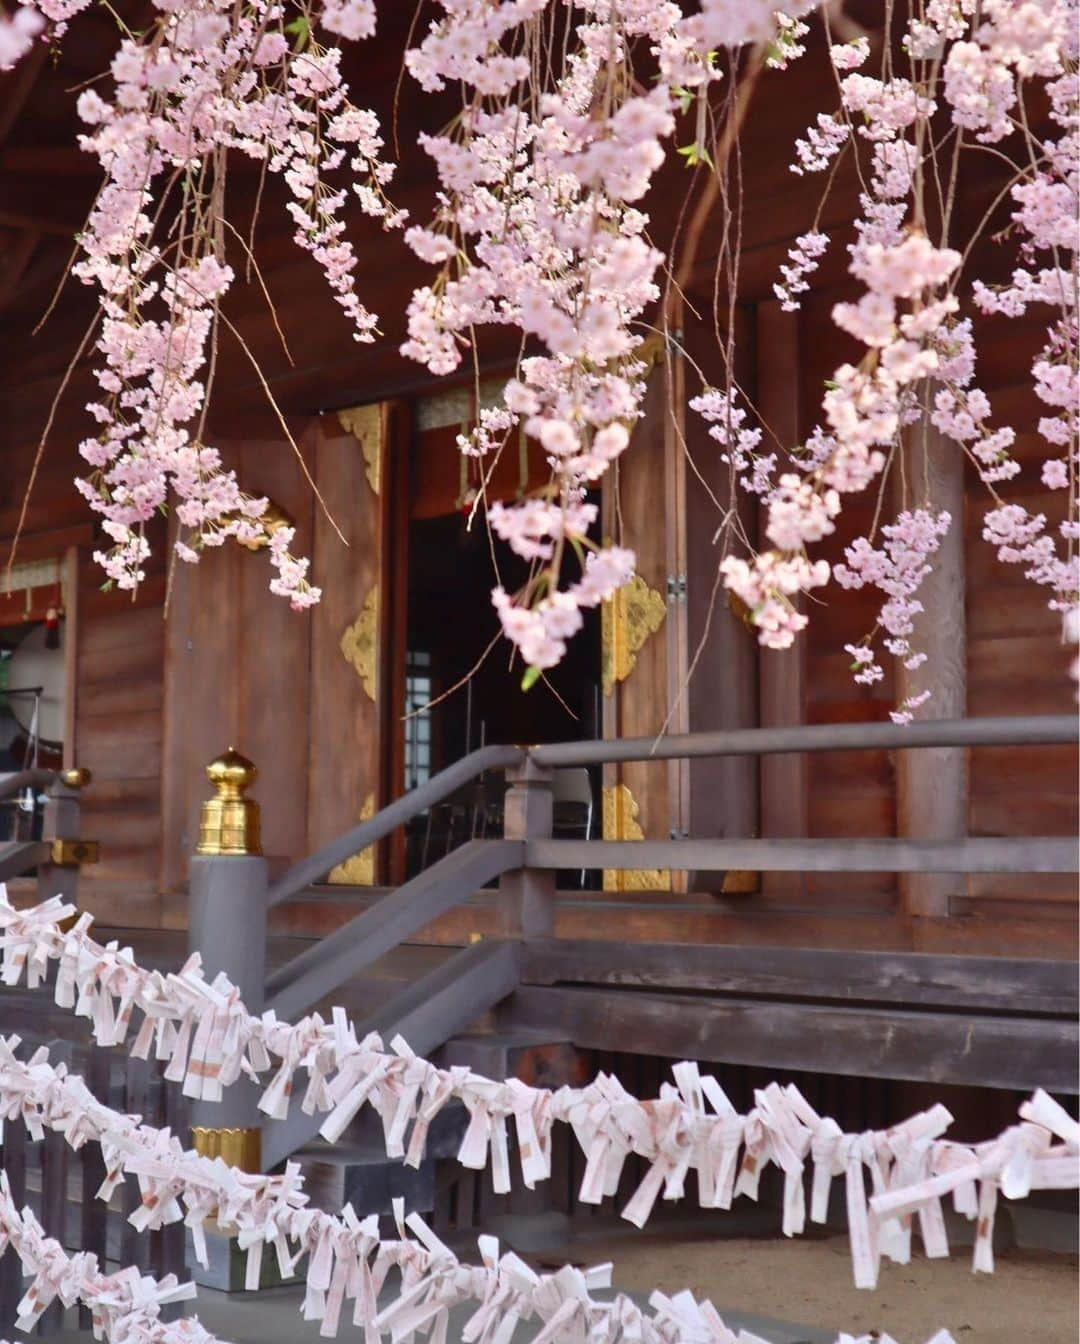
[291, 1100, 470, 1216]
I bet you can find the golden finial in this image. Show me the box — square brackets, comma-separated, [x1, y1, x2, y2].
[197, 748, 261, 856]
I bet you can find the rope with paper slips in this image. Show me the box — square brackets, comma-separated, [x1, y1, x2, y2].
[0, 1177, 212, 1343]
[1, 892, 1076, 1291]
[0, 1036, 972, 1344]
[0, 1176, 967, 1344]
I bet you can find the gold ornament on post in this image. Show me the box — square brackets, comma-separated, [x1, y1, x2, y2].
[191, 1126, 262, 1172]
[337, 403, 382, 495]
[329, 792, 376, 886]
[601, 575, 666, 697]
[601, 783, 671, 892]
[340, 586, 379, 701]
[196, 748, 261, 857]
[234, 499, 294, 551]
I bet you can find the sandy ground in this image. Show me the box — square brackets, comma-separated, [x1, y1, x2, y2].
[555, 1233, 1079, 1343]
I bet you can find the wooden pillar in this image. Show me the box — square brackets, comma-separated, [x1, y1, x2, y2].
[755, 300, 807, 898]
[896, 417, 968, 918]
[498, 759, 555, 938]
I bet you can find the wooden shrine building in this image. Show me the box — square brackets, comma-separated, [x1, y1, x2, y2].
[0, 2, 1076, 1148]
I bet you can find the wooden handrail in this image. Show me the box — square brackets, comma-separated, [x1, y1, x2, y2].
[0, 768, 58, 801]
[264, 715, 1076, 910]
[266, 744, 524, 908]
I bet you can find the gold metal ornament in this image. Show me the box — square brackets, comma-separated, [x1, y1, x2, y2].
[59, 767, 92, 789]
[191, 1126, 261, 1171]
[234, 499, 294, 551]
[196, 748, 261, 857]
[329, 793, 376, 886]
[601, 782, 671, 892]
[340, 587, 378, 701]
[49, 839, 99, 867]
[601, 575, 667, 697]
[337, 403, 382, 495]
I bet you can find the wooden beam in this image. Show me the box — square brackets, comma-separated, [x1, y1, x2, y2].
[525, 836, 1078, 874]
[505, 985, 1080, 1092]
[358, 938, 519, 1057]
[896, 413, 968, 917]
[519, 938, 1080, 1016]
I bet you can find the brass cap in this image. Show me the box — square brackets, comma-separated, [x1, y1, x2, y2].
[197, 747, 261, 856]
[205, 746, 257, 796]
[59, 767, 92, 789]
[191, 1126, 261, 1172]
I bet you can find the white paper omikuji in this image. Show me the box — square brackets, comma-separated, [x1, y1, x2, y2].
[0, 1179, 212, 1343]
[0, 1040, 1032, 1344]
[1, 889, 1077, 1308]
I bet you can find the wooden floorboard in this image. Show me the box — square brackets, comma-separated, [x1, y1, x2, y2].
[518, 939, 1079, 1016]
[503, 985, 1080, 1093]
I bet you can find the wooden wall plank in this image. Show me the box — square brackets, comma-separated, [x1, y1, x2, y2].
[74, 545, 166, 925]
[601, 364, 678, 890]
[755, 299, 807, 901]
[306, 409, 391, 873]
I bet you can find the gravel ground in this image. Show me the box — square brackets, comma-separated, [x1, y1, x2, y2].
[552, 1232, 1078, 1343]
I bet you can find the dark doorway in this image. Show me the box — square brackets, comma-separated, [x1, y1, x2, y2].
[403, 508, 601, 878]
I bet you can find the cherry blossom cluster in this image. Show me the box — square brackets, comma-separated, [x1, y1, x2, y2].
[402, 2, 696, 673]
[724, 0, 1079, 705]
[403, 0, 827, 676]
[714, 233, 963, 653]
[8, 0, 1078, 704]
[4, 890, 1078, 1301]
[690, 386, 776, 494]
[0, 4, 41, 68]
[69, 0, 401, 605]
[774, 229, 829, 311]
[835, 508, 951, 723]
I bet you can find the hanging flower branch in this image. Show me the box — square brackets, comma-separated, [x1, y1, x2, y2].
[702, 0, 1077, 715]
[401, 1, 700, 678]
[4, 0, 1078, 710]
[20, 0, 401, 605]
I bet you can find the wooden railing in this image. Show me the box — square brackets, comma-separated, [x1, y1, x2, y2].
[0, 766, 96, 900]
[181, 713, 1079, 1169]
[0, 714, 1075, 1334]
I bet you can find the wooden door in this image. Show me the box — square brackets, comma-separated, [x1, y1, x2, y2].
[600, 352, 689, 891]
[160, 402, 407, 901]
[305, 402, 407, 886]
[160, 433, 316, 898]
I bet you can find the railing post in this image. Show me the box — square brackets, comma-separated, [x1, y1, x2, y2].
[37, 767, 95, 903]
[498, 755, 555, 938]
[188, 748, 266, 1172]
